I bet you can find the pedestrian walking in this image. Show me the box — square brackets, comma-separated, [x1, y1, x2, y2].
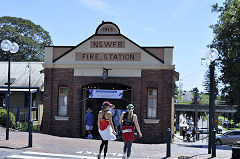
[186, 127, 192, 142]
[111, 105, 122, 140]
[182, 127, 186, 141]
[84, 107, 94, 139]
[97, 101, 116, 159]
[192, 127, 196, 142]
[120, 104, 142, 159]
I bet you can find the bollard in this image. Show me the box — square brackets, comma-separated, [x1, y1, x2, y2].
[28, 120, 33, 147]
[232, 141, 240, 159]
[166, 128, 171, 157]
[212, 128, 216, 157]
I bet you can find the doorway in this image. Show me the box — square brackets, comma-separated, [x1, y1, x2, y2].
[81, 82, 132, 137]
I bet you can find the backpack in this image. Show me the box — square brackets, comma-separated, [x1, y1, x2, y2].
[121, 112, 135, 141]
[122, 112, 134, 126]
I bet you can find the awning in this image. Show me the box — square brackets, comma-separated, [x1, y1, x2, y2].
[0, 88, 38, 93]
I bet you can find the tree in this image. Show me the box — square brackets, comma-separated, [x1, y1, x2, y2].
[211, 0, 240, 122]
[0, 16, 53, 61]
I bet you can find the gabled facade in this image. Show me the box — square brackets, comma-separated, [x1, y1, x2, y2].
[42, 22, 179, 143]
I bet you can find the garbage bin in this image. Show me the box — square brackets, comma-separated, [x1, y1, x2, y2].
[232, 141, 240, 159]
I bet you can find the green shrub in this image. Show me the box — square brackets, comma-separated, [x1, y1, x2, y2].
[17, 122, 28, 131]
[0, 109, 16, 128]
[16, 122, 40, 132]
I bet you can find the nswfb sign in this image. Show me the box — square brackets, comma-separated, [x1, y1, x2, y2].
[90, 41, 125, 48]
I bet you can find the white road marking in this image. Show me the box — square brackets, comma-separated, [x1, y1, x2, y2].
[23, 151, 87, 158]
[7, 151, 123, 159]
[7, 155, 62, 159]
[85, 151, 92, 154]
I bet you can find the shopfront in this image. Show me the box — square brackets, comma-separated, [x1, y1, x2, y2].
[42, 21, 179, 143]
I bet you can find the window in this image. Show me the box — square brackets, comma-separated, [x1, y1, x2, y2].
[147, 88, 157, 118]
[58, 87, 68, 116]
[31, 108, 38, 121]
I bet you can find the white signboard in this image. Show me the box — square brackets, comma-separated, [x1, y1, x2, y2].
[89, 89, 123, 99]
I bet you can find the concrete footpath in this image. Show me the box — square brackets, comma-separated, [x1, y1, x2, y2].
[0, 127, 233, 159]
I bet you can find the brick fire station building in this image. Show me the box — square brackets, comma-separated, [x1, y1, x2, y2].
[42, 22, 179, 143]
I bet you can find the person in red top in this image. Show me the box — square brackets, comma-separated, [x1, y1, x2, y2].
[120, 104, 142, 159]
[97, 101, 116, 159]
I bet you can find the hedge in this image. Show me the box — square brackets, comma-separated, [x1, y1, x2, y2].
[0, 109, 16, 128]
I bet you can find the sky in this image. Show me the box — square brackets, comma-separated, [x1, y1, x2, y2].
[1, 0, 223, 92]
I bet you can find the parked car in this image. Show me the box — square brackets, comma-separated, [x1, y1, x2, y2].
[197, 128, 208, 134]
[197, 127, 222, 134]
[216, 130, 240, 145]
[222, 122, 239, 128]
[217, 127, 223, 134]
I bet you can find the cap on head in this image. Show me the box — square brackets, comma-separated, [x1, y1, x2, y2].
[102, 101, 112, 107]
[86, 108, 92, 113]
[126, 104, 134, 110]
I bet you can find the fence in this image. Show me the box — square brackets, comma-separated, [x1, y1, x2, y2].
[9, 107, 38, 122]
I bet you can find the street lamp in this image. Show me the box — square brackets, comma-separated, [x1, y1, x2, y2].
[193, 88, 201, 141]
[26, 62, 33, 147]
[1, 40, 19, 140]
[205, 48, 218, 157]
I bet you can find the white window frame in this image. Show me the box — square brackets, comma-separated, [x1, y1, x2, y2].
[58, 87, 68, 116]
[147, 88, 157, 118]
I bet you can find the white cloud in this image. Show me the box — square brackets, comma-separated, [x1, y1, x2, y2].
[75, 0, 121, 16]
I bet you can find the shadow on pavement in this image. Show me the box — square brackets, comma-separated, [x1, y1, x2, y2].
[162, 153, 210, 159]
[176, 143, 232, 150]
[177, 154, 211, 159]
[0, 146, 29, 150]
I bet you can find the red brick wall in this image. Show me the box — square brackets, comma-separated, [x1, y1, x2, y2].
[42, 68, 175, 143]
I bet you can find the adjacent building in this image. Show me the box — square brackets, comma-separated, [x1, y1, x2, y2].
[0, 62, 44, 126]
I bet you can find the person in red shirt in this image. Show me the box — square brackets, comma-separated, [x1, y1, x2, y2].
[97, 101, 116, 159]
[120, 104, 142, 159]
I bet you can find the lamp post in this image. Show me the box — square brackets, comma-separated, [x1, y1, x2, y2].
[193, 88, 201, 141]
[1, 40, 19, 140]
[205, 48, 218, 157]
[27, 62, 32, 147]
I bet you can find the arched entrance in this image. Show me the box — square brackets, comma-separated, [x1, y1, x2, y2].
[81, 82, 132, 137]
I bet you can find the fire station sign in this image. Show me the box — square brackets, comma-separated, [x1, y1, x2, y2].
[75, 52, 141, 61]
